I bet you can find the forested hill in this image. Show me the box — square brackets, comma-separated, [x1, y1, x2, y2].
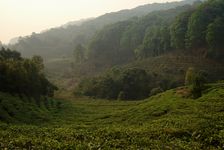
[9, 0, 198, 59]
[77, 0, 224, 70]
[73, 0, 224, 100]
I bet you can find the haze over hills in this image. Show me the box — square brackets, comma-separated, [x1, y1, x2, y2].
[9, 0, 198, 59]
[8, 18, 94, 45]
[1, 0, 224, 149]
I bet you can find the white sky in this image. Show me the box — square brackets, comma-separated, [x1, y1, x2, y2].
[0, 0, 180, 44]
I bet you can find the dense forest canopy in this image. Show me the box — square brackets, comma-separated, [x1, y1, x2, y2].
[74, 0, 224, 100]
[75, 68, 152, 100]
[84, 4, 195, 68]
[87, 0, 224, 67]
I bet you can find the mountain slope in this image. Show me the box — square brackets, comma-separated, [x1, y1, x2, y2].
[124, 51, 224, 83]
[70, 0, 224, 96]
[9, 0, 198, 59]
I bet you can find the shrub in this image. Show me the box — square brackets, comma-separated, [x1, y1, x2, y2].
[190, 71, 207, 99]
[117, 91, 125, 100]
[150, 87, 164, 96]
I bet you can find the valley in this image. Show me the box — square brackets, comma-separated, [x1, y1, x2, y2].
[1, 0, 224, 149]
[1, 83, 224, 149]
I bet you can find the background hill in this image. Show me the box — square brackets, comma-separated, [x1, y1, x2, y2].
[9, 0, 198, 59]
[1, 0, 224, 149]
[70, 0, 224, 99]
[6, 0, 224, 96]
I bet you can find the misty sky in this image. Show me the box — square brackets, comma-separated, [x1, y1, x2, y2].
[0, 0, 180, 44]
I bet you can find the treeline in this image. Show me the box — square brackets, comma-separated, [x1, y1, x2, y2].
[75, 68, 180, 100]
[85, 4, 193, 66]
[10, 0, 196, 59]
[74, 0, 224, 100]
[0, 47, 57, 99]
[76, 0, 223, 68]
[171, 0, 224, 60]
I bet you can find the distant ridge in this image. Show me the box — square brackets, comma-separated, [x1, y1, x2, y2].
[9, 0, 199, 58]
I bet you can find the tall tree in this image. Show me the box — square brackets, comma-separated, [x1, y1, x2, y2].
[170, 11, 193, 49]
[186, 0, 224, 48]
[32, 55, 44, 71]
[206, 17, 224, 60]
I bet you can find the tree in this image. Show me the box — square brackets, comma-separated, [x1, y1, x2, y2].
[120, 68, 150, 100]
[206, 17, 224, 60]
[191, 72, 206, 99]
[74, 44, 85, 63]
[170, 11, 193, 49]
[186, 0, 224, 49]
[160, 26, 171, 53]
[32, 55, 44, 71]
[74, 68, 151, 100]
[88, 21, 131, 65]
[0, 48, 57, 98]
[185, 67, 207, 98]
[137, 25, 171, 59]
[0, 47, 21, 60]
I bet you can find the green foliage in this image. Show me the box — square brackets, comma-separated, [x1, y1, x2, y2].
[0, 92, 61, 124]
[206, 17, 224, 60]
[75, 68, 151, 100]
[170, 10, 193, 49]
[185, 0, 224, 49]
[0, 47, 21, 60]
[31, 55, 44, 71]
[87, 4, 192, 67]
[120, 68, 150, 100]
[136, 25, 171, 59]
[0, 47, 57, 98]
[84, 0, 224, 69]
[1, 83, 224, 149]
[185, 67, 207, 98]
[191, 71, 207, 99]
[88, 21, 132, 65]
[9, 0, 195, 60]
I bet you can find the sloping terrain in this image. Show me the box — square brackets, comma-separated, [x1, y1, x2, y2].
[0, 92, 62, 124]
[1, 83, 224, 149]
[124, 52, 224, 82]
[46, 51, 224, 91]
[9, 0, 197, 59]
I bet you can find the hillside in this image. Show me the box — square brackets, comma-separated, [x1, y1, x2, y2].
[1, 83, 224, 149]
[0, 47, 59, 124]
[1, 0, 224, 149]
[9, 0, 198, 59]
[124, 51, 224, 83]
[70, 0, 224, 100]
[44, 2, 200, 85]
[0, 92, 62, 124]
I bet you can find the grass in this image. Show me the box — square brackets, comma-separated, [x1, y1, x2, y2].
[1, 83, 224, 149]
[0, 92, 62, 124]
[124, 52, 224, 82]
